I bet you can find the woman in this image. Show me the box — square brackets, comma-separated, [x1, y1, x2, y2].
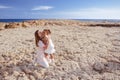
[34, 30, 49, 68]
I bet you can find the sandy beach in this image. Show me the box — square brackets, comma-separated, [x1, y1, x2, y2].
[0, 20, 120, 80]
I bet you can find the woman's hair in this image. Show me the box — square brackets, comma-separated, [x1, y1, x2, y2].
[34, 30, 40, 47]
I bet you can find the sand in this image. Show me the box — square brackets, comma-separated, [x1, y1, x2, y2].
[0, 21, 120, 80]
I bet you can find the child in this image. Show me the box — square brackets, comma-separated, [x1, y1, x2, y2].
[42, 29, 55, 62]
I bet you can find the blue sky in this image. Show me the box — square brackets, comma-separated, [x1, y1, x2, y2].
[0, 0, 120, 19]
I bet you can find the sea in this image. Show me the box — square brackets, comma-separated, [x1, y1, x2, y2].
[0, 19, 120, 23]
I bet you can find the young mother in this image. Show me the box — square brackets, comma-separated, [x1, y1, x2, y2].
[34, 30, 49, 68]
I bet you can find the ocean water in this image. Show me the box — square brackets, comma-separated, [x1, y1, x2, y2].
[0, 19, 120, 23]
[0, 19, 38, 22]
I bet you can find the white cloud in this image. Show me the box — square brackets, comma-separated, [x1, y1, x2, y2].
[32, 6, 53, 10]
[31, 12, 47, 15]
[0, 5, 12, 9]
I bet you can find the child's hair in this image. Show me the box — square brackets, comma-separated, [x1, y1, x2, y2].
[43, 29, 51, 35]
[41, 29, 49, 45]
[34, 30, 40, 47]
[40, 29, 51, 45]
[47, 29, 51, 34]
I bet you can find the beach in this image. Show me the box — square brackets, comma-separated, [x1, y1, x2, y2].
[0, 20, 120, 80]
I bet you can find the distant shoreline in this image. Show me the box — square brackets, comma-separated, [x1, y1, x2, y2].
[0, 19, 120, 30]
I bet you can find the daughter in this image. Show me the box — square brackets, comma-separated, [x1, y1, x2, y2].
[42, 29, 55, 62]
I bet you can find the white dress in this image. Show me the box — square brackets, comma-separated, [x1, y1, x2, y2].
[45, 36, 55, 54]
[36, 40, 49, 68]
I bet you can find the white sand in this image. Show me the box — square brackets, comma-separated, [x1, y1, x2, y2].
[0, 25, 120, 80]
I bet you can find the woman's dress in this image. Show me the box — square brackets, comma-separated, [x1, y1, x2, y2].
[36, 40, 49, 68]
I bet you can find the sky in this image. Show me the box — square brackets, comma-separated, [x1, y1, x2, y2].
[0, 0, 120, 19]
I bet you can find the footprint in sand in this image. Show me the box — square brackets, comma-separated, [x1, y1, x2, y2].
[108, 31, 120, 52]
[112, 39, 120, 46]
